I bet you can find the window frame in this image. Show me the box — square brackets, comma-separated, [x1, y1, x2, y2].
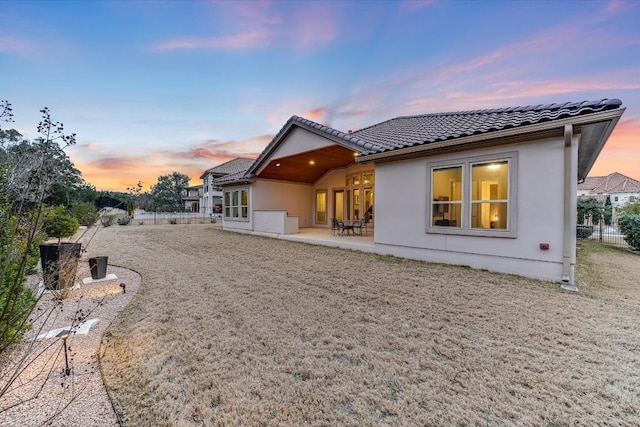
[315, 189, 328, 224]
[223, 187, 250, 221]
[426, 151, 518, 238]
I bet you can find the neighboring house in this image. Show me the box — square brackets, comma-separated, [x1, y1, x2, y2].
[217, 99, 624, 286]
[200, 158, 255, 215]
[577, 172, 640, 209]
[182, 184, 203, 213]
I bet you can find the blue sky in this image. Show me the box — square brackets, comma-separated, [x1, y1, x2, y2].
[2, 0, 639, 190]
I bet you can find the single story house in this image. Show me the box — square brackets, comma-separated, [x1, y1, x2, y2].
[578, 172, 640, 209]
[215, 99, 624, 286]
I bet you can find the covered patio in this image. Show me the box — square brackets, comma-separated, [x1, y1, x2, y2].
[251, 226, 376, 254]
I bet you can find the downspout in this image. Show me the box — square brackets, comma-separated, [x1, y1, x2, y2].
[561, 124, 578, 291]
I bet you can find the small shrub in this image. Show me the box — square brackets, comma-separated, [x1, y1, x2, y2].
[576, 225, 594, 239]
[117, 215, 132, 226]
[72, 202, 100, 227]
[42, 206, 79, 241]
[168, 218, 177, 225]
[138, 220, 144, 225]
[618, 214, 640, 250]
[100, 214, 115, 227]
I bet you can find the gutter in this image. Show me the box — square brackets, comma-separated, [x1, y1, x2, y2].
[561, 124, 579, 292]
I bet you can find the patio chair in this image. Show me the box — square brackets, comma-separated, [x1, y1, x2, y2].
[352, 220, 363, 236]
[331, 218, 340, 235]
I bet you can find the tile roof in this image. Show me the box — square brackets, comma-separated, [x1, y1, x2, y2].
[578, 172, 640, 193]
[200, 157, 255, 179]
[220, 99, 624, 185]
[211, 170, 251, 185]
[351, 99, 623, 154]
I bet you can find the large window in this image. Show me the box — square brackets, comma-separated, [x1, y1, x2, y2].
[345, 171, 374, 222]
[428, 152, 516, 237]
[224, 188, 249, 220]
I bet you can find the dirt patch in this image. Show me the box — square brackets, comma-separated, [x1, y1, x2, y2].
[86, 225, 640, 426]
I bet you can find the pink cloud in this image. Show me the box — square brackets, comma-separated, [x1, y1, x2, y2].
[0, 36, 37, 56]
[153, 29, 272, 51]
[299, 107, 330, 121]
[290, 5, 339, 49]
[152, 1, 340, 52]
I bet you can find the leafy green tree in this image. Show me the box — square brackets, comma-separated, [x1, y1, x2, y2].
[151, 171, 190, 212]
[617, 196, 640, 216]
[604, 195, 612, 226]
[71, 201, 100, 227]
[577, 198, 603, 225]
[618, 215, 640, 250]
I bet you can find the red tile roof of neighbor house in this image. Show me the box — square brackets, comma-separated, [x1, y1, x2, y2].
[220, 99, 624, 185]
[578, 172, 640, 193]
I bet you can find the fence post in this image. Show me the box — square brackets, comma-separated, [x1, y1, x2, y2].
[599, 216, 603, 243]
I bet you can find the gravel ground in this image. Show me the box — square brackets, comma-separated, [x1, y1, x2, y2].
[0, 257, 141, 427]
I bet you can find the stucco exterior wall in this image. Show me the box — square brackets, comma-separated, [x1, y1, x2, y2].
[374, 136, 570, 281]
[251, 180, 314, 228]
[266, 127, 336, 163]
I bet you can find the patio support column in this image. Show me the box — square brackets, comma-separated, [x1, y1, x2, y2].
[561, 124, 578, 291]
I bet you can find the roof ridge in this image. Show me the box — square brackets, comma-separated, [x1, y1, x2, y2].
[383, 99, 623, 122]
[290, 115, 384, 152]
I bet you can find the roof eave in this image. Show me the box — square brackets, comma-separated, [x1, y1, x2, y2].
[249, 118, 370, 177]
[576, 108, 625, 181]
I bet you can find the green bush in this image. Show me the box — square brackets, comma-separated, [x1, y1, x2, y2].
[42, 206, 79, 241]
[618, 215, 640, 250]
[576, 225, 594, 239]
[0, 210, 38, 353]
[117, 215, 131, 226]
[71, 201, 100, 227]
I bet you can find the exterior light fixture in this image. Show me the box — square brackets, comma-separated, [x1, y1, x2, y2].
[275, 163, 281, 167]
[309, 160, 315, 165]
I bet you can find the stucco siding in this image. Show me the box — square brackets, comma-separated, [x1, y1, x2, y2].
[268, 127, 336, 161]
[374, 137, 569, 281]
[252, 180, 314, 228]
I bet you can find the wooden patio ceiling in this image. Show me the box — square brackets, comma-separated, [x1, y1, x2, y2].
[256, 145, 358, 184]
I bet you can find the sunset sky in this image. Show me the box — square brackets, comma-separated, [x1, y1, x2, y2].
[2, 0, 639, 191]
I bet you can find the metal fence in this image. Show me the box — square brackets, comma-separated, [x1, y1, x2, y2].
[578, 217, 629, 246]
[131, 212, 221, 226]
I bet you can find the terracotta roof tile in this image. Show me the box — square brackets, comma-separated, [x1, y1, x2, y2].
[582, 172, 640, 193]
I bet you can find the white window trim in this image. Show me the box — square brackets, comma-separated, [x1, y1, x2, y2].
[223, 187, 250, 221]
[426, 151, 518, 238]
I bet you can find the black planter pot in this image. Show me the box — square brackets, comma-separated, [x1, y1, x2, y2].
[88, 256, 108, 280]
[39, 242, 82, 290]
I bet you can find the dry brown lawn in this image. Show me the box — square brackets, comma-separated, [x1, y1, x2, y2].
[82, 225, 640, 426]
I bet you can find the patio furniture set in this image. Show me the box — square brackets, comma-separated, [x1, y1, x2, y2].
[331, 218, 368, 236]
